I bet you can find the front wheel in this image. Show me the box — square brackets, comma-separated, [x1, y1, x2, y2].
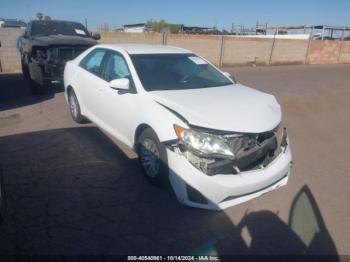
[68, 90, 86, 124]
[21, 58, 30, 79]
[138, 128, 169, 187]
[0, 165, 6, 222]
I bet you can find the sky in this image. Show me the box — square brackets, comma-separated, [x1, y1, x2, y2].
[1, 0, 350, 30]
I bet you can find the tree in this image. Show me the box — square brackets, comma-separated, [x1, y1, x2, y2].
[169, 24, 181, 34]
[36, 12, 43, 20]
[146, 19, 167, 32]
[146, 19, 181, 33]
[44, 16, 51, 21]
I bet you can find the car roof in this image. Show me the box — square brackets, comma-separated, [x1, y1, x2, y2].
[31, 19, 83, 24]
[97, 44, 192, 55]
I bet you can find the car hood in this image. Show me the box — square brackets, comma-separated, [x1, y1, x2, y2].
[149, 84, 281, 133]
[30, 35, 97, 47]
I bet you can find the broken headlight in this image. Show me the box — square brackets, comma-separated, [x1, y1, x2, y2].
[174, 125, 234, 158]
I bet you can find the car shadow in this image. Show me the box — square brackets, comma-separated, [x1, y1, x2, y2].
[0, 73, 63, 111]
[0, 127, 339, 259]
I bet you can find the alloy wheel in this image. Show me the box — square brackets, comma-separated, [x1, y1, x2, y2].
[139, 138, 160, 178]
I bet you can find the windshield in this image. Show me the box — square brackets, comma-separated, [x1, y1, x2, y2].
[31, 20, 89, 37]
[130, 54, 233, 91]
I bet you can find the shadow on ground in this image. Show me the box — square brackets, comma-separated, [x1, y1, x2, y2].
[0, 73, 63, 111]
[0, 126, 339, 258]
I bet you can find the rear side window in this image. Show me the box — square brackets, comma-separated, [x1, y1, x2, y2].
[79, 49, 107, 76]
[103, 52, 131, 81]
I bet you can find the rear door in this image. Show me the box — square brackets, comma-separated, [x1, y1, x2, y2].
[76, 48, 108, 122]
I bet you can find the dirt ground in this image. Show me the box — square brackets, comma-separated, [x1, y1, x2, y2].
[0, 64, 349, 257]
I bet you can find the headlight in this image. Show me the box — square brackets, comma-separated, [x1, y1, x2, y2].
[274, 123, 283, 146]
[174, 125, 234, 158]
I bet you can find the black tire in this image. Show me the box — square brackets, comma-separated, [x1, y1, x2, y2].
[29, 66, 51, 95]
[137, 128, 170, 187]
[0, 165, 6, 222]
[21, 58, 30, 79]
[68, 89, 86, 124]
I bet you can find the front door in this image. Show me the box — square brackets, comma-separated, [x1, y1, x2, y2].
[94, 51, 139, 146]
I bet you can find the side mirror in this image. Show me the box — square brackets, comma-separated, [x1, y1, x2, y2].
[222, 72, 231, 78]
[110, 78, 130, 91]
[92, 33, 101, 40]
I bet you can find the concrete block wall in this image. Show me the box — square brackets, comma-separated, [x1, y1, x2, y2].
[0, 28, 23, 72]
[1, 28, 350, 74]
[307, 40, 342, 64]
[339, 41, 350, 64]
[271, 39, 308, 65]
[166, 34, 222, 65]
[100, 32, 162, 44]
[223, 37, 272, 66]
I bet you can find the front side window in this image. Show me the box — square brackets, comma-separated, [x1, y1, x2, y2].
[130, 53, 233, 91]
[80, 49, 107, 75]
[103, 52, 131, 81]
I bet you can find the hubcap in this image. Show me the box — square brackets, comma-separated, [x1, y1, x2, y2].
[69, 94, 78, 118]
[140, 138, 160, 178]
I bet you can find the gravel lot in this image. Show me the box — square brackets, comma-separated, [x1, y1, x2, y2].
[0, 64, 349, 256]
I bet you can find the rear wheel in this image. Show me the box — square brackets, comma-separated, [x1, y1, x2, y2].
[68, 90, 86, 123]
[138, 128, 169, 187]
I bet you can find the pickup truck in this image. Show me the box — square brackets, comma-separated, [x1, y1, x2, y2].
[18, 19, 100, 94]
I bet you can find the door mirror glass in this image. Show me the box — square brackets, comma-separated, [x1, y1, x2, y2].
[110, 78, 130, 90]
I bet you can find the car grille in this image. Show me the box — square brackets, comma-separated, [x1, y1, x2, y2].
[226, 132, 275, 157]
[204, 132, 278, 175]
[58, 47, 86, 61]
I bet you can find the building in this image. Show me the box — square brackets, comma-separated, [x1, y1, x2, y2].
[123, 23, 146, 33]
[311, 25, 350, 40]
[180, 25, 219, 34]
[0, 19, 27, 29]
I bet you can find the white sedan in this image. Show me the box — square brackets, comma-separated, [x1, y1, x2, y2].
[64, 44, 292, 210]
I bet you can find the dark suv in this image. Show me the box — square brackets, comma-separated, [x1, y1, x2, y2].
[18, 19, 100, 94]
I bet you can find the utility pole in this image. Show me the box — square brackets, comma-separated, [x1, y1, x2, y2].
[269, 29, 277, 65]
[27, 0, 32, 21]
[337, 29, 345, 63]
[85, 18, 88, 30]
[0, 41, 2, 72]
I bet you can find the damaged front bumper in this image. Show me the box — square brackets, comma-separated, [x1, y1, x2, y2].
[166, 129, 292, 210]
[29, 45, 89, 84]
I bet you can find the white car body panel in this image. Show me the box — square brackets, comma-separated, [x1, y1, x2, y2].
[149, 84, 281, 133]
[168, 144, 292, 210]
[64, 44, 292, 210]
